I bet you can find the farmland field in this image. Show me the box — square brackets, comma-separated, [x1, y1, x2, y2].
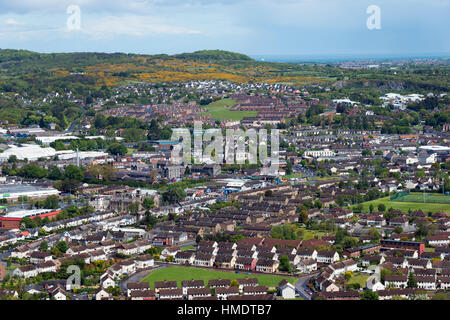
[201, 98, 258, 120]
[140, 266, 297, 289]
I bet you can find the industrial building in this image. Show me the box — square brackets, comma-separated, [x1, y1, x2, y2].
[0, 208, 61, 229]
[0, 184, 60, 201]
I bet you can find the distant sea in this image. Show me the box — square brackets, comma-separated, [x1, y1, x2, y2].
[249, 53, 450, 64]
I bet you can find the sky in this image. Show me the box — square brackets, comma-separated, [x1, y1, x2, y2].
[0, 0, 448, 59]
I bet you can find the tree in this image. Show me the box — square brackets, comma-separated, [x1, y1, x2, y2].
[7, 155, 17, 163]
[20, 217, 36, 229]
[344, 271, 353, 281]
[377, 203, 386, 212]
[368, 228, 381, 241]
[285, 161, 293, 175]
[230, 280, 239, 287]
[128, 202, 140, 214]
[107, 143, 127, 156]
[361, 290, 379, 300]
[47, 166, 64, 180]
[335, 228, 348, 244]
[39, 240, 49, 252]
[142, 198, 155, 210]
[298, 209, 309, 224]
[17, 164, 48, 179]
[43, 195, 59, 209]
[278, 255, 292, 273]
[407, 272, 418, 288]
[394, 226, 403, 234]
[343, 236, 359, 248]
[64, 164, 84, 181]
[56, 241, 69, 253]
[369, 204, 374, 213]
[162, 185, 186, 204]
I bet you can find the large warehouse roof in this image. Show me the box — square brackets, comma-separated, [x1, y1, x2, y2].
[0, 144, 56, 162]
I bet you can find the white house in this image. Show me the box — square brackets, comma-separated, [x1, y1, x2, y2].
[366, 275, 385, 291]
[95, 288, 111, 300]
[278, 280, 296, 299]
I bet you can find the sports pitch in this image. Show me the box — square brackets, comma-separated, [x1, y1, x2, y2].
[391, 192, 450, 204]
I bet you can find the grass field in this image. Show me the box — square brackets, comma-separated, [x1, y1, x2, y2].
[299, 228, 327, 241]
[201, 98, 258, 121]
[392, 192, 450, 204]
[180, 245, 195, 251]
[353, 196, 450, 214]
[141, 266, 297, 289]
[348, 274, 370, 288]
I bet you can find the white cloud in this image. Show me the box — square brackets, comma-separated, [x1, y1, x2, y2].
[75, 15, 201, 38]
[5, 18, 18, 24]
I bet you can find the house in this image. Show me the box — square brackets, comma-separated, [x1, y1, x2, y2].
[321, 280, 339, 292]
[175, 251, 195, 265]
[130, 290, 156, 300]
[377, 288, 425, 300]
[243, 285, 268, 295]
[159, 288, 183, 300]
[116, 242, 139, 256]
[389, 217, 409, 228]
[135, 255, 154, 269]
[255, 259, 279, 273]
[194, 253, 215, 267]
[214, 255, 236, 269]
[127, 282, 150, 297]
[383, 256, 408, 269]
[427, 235, 450, 247]
[154, 281, 178, 293]
[37, 261, 57, 274]
[215, 286, 240, 300]
[437, 276, 450, 290]
[51, 286, 67, 300]
[208, 279, 231, 289]
[89, 249, 107, 262]
[316, 250, 339, 264]
[160, 246, 179, 259]
[297, 258, 317, 273]
[278, 280, 296, 299]
[415, 276, 436, 290]
[181, 280, 204, 295]
[296, 248, 317, 261]
[366, 276, 385, 291]
[135, 239, 153, 253]
[237, 277, 258, 292]
[316, 290, 360, 300]
[95, 288, 111, 300]
[101, 275, 116, 289]
[11, 245, 31, 259]
[30, 251, 53, 264]
[24, 284, 44, 295]
[13, 265, 38, 278]
[187, 288, 211, 300]
[234, 257, 256, 271]
[408, 258, 432, 270]
[384, 275, 408, 289]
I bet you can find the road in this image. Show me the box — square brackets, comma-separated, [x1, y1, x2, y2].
[295, 272, 319, 300]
